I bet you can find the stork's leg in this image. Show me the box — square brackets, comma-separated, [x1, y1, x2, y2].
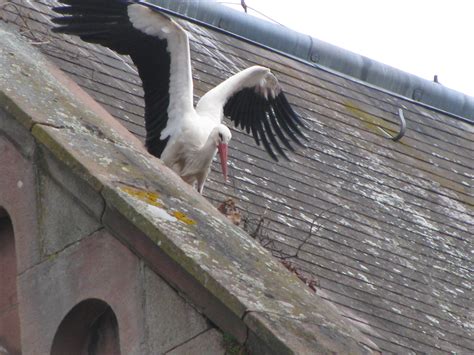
[197, 176, 206, 194]
[180, 174, 203, 193]
[197, 180, 205, 194]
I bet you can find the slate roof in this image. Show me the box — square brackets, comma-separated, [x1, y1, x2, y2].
[2, 1, 473, 354]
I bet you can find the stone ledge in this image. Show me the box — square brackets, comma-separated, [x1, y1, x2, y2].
[0, 25, 378, 353]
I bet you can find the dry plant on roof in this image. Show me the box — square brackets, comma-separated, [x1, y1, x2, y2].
[216, 198, 344, 293]
[0, 1, 50, 45]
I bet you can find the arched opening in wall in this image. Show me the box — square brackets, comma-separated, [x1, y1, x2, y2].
[0, 208, 21, 355]
[51, 299, 121, 355]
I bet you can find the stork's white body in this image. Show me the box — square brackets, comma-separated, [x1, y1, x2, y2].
[130, 4, 280, 192]
[161, 112, 219, 192]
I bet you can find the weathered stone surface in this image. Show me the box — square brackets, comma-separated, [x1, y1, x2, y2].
[245, 311, 378, 355]
[37, 166, 102, 257]
[167, 329, 225, 355]
[0, 306, 21, 355]
[0, 134, 40, 274]
[103, 205, 248, 343]
[17, 230, 146, 355]
[144, 266, 211, 353]
[0, 24, 143, 153]
[0, 107, 35, 159]
[37, 146, 105, 222]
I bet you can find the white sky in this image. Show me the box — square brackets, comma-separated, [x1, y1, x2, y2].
[223, 0, 474, 97]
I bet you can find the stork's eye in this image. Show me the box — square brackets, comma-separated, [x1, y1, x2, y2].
[219, 133, 223, 141]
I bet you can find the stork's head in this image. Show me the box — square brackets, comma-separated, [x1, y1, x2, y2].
[213, 125, 232, 181]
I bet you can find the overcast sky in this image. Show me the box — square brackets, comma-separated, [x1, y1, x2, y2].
[223, 0, 474, 98]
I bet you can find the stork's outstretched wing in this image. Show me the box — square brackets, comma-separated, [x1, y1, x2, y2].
[52, 1, 194, 157]
[197, 66, 306, 161]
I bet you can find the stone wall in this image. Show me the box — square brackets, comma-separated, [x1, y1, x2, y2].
[0, 107, 225, 354]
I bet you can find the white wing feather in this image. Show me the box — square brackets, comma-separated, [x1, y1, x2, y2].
[128, 4, 195, 139]
[196, 66, 279, 123]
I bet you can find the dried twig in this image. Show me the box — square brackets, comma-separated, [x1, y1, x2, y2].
[218, 198, 345, 294]
[1, 1, 50, 46]
[280, 205, 342, 260]
[0, 1, 13, 8]
[280, 259, 319, 292]
[238, 207, 318, 292]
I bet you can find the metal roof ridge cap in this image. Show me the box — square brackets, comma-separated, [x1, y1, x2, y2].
[151, 0, 474, 123]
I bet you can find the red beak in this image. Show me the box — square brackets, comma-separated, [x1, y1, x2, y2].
[218, 143, 228, 182]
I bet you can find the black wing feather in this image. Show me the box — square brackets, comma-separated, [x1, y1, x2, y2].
[276, 93, 307, 139]
[248, 92, 261, 146]
[267, 107, 295, 152]
[240, 90, 253, 134]
[253, 95, 285, 160]
[261, 109, 289, 160]
[272, 95, 305, 147]
[52, 0, 171, 158]
[224, 87, 306, 160]
[255, 115, 277, 161]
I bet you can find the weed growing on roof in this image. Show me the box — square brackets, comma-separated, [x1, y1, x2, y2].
[217, 197, 328, 293]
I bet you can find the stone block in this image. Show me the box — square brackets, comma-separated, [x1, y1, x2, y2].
[0, 306, 21, 355]
[17, 230, 146, 355]
[0, 135, 40, 273]
[143, 266, 210, 353]
[38, 146, 105, 221]
[167, 329, 225, 355]
[0, 107, 35, 159]
[37, 165, 102, 257]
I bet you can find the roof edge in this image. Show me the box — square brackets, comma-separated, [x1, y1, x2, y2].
[151, 0, 474, 123]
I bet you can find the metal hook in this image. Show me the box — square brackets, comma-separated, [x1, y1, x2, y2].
[378, 108, 406, 142]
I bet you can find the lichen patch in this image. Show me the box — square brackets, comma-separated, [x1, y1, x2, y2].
[119, 185, 196, 225]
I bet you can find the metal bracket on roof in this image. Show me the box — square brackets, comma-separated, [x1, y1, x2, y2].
[378, 108, 406, 142]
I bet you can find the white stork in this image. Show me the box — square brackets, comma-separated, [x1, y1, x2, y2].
[52, 0, 306, 193]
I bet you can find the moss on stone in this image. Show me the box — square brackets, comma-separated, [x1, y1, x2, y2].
[0, 91, 35, 130]
[223, 332, 246, 355]
[32, 124, 103, 192]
